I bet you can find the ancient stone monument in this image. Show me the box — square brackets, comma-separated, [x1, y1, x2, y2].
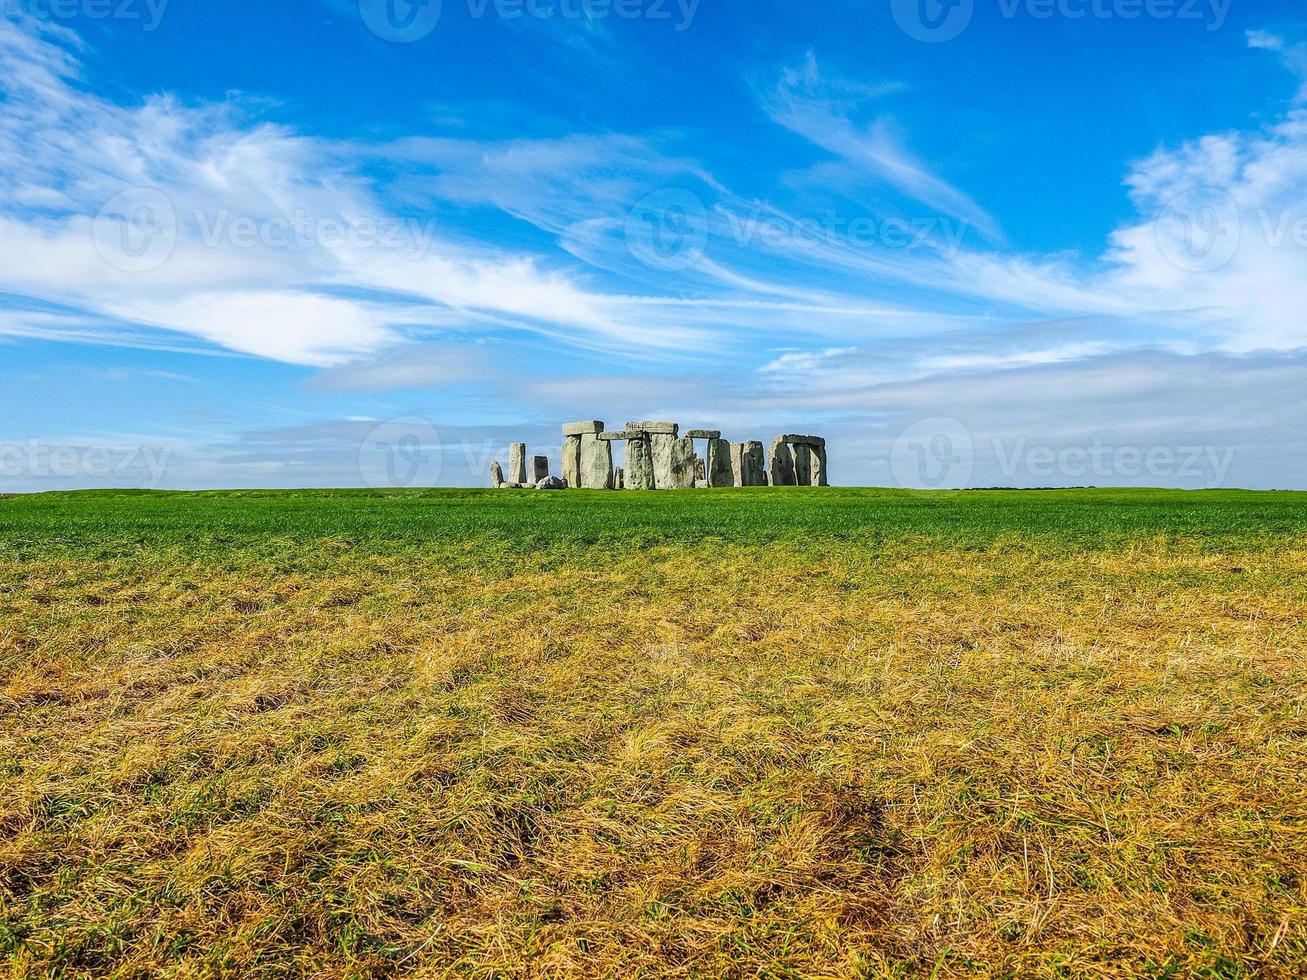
[736, 441, 768, 487]
[489, 421, 830, 490]
[508, 443, 527, 486]
[769, 435, 829, 487]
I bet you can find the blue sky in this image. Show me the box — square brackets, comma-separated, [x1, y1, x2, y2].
[1, 0, 1305, 490]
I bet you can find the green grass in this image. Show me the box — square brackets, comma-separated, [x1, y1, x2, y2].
[1, 488, 1304, 977]
[4, 487, 1306, 555]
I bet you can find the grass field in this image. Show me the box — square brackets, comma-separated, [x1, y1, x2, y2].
[1, 488, 1305, 977]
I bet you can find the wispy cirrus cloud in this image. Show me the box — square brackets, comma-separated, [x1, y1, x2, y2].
[758, 52, 1004, 243]
[1248, 29, 1307, 101]
[5, 10, 1307, 420]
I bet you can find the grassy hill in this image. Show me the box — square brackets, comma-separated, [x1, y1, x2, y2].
[2, 489, 1304, 976]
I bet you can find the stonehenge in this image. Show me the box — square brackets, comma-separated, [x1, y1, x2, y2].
[737, 441, 768, 486]
[508, 443, 527, 486]
[624, 431, 656, 490]
[561, 436, 581, 489]
[531, 456, 550, 484]
[489, 421, 830, 490]
[706, 438, 733, 488]
[767, 437, 795, 487]
[773, 435, 829, 487]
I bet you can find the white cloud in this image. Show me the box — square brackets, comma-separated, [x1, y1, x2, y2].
[760, 53, 1004, 243]
[3, 8, 1307, 439]
[1248, 29, 1307, 101]
[0, 15, 753, 364]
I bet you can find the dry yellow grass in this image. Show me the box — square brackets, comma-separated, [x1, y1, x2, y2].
[2, 503, 1306, 976]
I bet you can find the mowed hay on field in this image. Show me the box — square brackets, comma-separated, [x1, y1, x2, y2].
[1, 490, 1305, 977]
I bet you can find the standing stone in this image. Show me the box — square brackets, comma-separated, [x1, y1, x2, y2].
[768, 438, 796, 486]
[793, 443, 814, 486]
[624, 434, 655, 490]
[814, 445, 829, 487]
[614, 467, 624, 490]
[490, 460, 505, 488]
[729, 443, 744, 487]
[740, 441, 767, 486]
[695, 458, 706, 483]
[561, 435, 582, 489]
[508, 443, 527, 486]
[649, 432, 677, 489]
[579, 432, 613, 490]
[531, 456, 550, 484]
[707, 438, 732, 488]
[666, 437, 696, 490]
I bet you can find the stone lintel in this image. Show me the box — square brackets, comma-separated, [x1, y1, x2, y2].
[778, 434, 826, 448]
[627, 421, 679, 436]
[685, 429, 722, 440]
[598, 431, 635, 442]
[562, 420, 605, 436]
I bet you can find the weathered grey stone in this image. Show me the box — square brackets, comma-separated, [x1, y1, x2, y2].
[502, 482, 529, 490]
[695, 479, 710, 489]
[531, 456, 550, 484]
[536, 476, 566, 490]
[779, 434, 826, 448]
[580, 432, 613, 490]
[628, 421, 679, 436]
[624, 434, 655, 490]
[729, 442, 744, 487]
[561, 435, 582, 489]
[562, 420, 604, 437]
[706, 438, 733, 488]
[814, 446, 829, 487]
[793, 443, 814, 487]
[598, 431, 632, 442]
[490, 460, 505, 488]
[685, 429, 721, 440]
[667, 437, 696, 489]
[740, 441, 767, 486]
[695, 458, 706, 483]
[768, 437, 796, 486]
[614, 467, 624, 490]
[508, 443, 527, 485]
[650, 432, 676, 488]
